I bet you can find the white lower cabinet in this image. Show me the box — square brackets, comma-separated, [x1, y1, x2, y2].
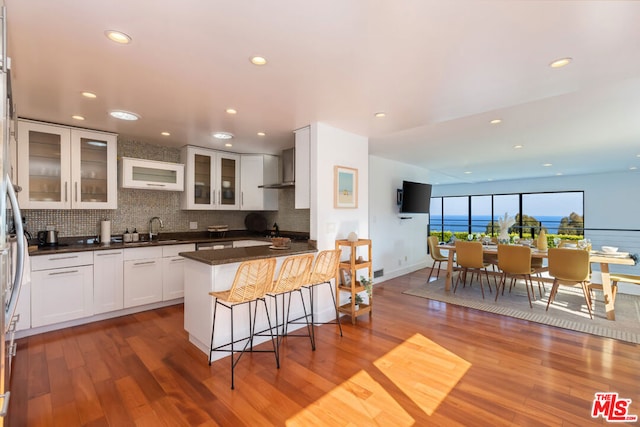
[161, 244, 195, 300]
[124, 247, 163, 308]
[93, 249, 124, 314]
[31, 252, 94, 328]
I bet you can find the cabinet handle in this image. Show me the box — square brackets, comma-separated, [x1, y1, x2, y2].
[146, 183, 166, 187]
[9, 342, 17, 357]
[49, 269, 79, 275]
[241, 192, 243, 205]
[0, 391, 10, 417]
[96, 252, 122, 256]
[65, 182, 68, 202]
[49, 255, 78, 260]
[133, 261, 156, 266]
[75, 181, 78, 202]
[170, 258, 184, 263]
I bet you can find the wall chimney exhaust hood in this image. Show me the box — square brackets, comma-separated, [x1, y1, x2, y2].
[260, 148, 295, 189]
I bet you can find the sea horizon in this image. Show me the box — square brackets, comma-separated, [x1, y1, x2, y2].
[430, 214, 565, 234]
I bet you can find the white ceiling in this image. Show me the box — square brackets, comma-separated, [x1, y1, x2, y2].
[6, 0, 640, 185]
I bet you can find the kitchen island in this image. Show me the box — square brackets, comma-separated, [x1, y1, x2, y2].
[180, 242, 318, 361]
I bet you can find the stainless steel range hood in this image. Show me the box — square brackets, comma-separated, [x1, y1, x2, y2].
[260, 148, 295, 188]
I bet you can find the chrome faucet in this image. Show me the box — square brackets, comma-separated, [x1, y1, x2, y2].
[149, 216, 164, 241]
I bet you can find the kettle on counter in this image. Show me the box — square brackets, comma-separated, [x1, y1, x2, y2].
[37, 229, 59, 246]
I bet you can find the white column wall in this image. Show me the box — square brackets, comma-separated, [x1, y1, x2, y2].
[309, 122, 369, 320]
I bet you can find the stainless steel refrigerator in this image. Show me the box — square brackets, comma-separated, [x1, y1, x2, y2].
[1, 3, 26, 423]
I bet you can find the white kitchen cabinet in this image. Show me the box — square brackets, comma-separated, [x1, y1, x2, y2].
[31, 252, 94, 327]
[240, 154, 278, 211]
[124, 247, 163, 308]
[181, 145, 240, 210]
[161, 243, 195, 300]
[294, 126, 310, 209]
[17, 119, 117, 209]
[93, 249, 124, 314]
[119, 157, 184, 191]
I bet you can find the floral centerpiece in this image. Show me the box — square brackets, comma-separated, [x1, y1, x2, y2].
[497, 212, 515, 244]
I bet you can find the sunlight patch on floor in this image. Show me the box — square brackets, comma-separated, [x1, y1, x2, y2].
[286, 370, 415, 426]
[373, 333, 471, 416]
[287, 333, 470, 424]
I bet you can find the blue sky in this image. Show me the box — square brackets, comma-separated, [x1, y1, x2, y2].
[431, 192, 583, 217]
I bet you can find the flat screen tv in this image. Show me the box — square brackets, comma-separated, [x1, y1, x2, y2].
[399, 180, 432, 214]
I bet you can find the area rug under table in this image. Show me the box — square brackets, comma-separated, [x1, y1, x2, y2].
[403, 277, 640, 344]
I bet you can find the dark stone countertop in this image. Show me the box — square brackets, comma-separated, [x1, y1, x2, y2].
[179, 242, 317, 266]
[28, 230, 310, 257]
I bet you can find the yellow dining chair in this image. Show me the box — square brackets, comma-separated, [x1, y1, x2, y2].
[453, 241, 492, 299]
[496, 244, 536, 307]
[530, 256, 547, 298]
[546, 248, 593, 319]
[427, 236, 448, 283]
[209, 257, 278, 389]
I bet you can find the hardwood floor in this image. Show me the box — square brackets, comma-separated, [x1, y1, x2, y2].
[8, 267, 639, 426]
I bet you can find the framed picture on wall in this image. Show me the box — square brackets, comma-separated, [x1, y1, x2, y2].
[340, 268, 352, 286]
[334, 165, 358, 208]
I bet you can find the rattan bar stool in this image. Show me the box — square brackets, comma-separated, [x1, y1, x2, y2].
[296, 249, 344, 337]
[208, 257, 277, 389]
[263, 254, 315, 351]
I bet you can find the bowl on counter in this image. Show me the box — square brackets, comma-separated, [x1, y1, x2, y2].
[271, 237, 291, 248]
[601, 246, 619, 253]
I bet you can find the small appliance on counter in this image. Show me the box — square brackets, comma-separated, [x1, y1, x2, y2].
[37, 226, 59, 247]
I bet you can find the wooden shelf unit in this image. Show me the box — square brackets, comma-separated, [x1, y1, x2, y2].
[335, 239, 372, 325]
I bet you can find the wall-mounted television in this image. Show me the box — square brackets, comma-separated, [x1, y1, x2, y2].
[399, 180, 432, 214]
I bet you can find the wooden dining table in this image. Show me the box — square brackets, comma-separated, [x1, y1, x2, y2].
[439, 244, 635, 321]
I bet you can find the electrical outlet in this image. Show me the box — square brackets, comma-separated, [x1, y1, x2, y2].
[189, 221, 198, 230]
[404, 256, 408, 261]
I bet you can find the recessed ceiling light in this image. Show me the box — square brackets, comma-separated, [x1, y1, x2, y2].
[487, 178, 494, 181]
[549, 57, 572, 68]
[72, 115, 85, 121]
[161, 131, 170, 136]
[513, 144, 523, 149]
[104, 30, 132, 44]
[225, 143, 233, 147]
[257, 132, 266, 136]
[250, 56, 267, 65]
[226, 108, 237, 115]
[81, 91, 97, 99]
[630, 166, 638, 171]
[464, 171, 472, 174]
[556, 172, 563, 176]
[542, 163, 553, 167]
[213, 132, 234, 140]
[490, 119, 502, 124]
[636, 154, 640, 158]
[374, 112, 386, 118]
[109, 110, 140, 121]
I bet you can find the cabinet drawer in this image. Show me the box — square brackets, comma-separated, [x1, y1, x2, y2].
[31, 251, 93, 271]
[162, 243, 195, 257]
[124, 246, 163, 260]
[31, 265, 94, 327]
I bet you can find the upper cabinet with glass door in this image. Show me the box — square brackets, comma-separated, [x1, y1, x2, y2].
[181, 145, 240, 210]
[17, 120, 117, 209]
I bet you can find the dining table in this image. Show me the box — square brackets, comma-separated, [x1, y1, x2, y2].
[439, 243, 635, 321]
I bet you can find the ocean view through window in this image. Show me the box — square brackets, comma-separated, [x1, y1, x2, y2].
[430, 191, 584, 241]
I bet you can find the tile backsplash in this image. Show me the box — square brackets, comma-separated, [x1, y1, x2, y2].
[22, 139, 310, 238]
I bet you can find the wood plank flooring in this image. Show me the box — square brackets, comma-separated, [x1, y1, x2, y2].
[7, 267, 640, 426]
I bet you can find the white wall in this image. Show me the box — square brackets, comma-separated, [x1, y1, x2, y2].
[311, 122, 369, 250]
[309, 122, 370, 319]
[369, 155, 431, 281]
